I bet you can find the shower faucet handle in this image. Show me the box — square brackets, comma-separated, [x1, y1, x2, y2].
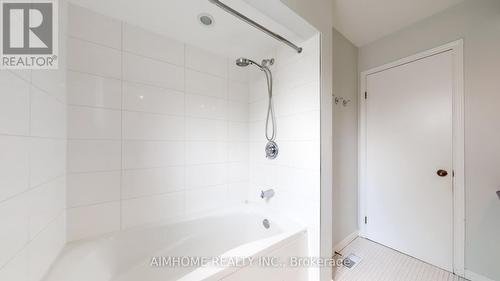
[261, 189, 275, 200]
[497, 191, 500, 200]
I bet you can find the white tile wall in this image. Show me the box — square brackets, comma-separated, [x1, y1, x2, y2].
[185, 185, 228, 214]
[186, 118, 227, 141]
[67, 71, 122, 109]
[67, 171, 121, 207]
[186, 45, 227, 77]
[27, 213, 66, 281]
[122, 82, 184, 115]
[30, 87, 66, 138]
[28, 177, 66, 238]
[121, 192, 184, 228]
[0, 7, 320, 281]
[122, 112, 184, 141]
[0, 2, 68, 279]
[0, 136, 30, 202]
[228, 101, 249, 122]
[227, 59, 249, 83]
[0, 246, 28, 281]
[0, 71, 30, 135]
[185, 164, 228, 188]
[67, 140, 121, 173]
[122, 52, 184, 90]
[185, 94, 227, 120]
[186, 69, 227, 98]
[186, 142, 227, 165]
[247, 35, 321, 264]
[122, 141, 185, 169]
[31, 70, 67, 104]
[67, 38, 122, 79]
[121, 167, 184, 199]
[227, 182, 249, 205]
[0, 195, 30, 268]
[67, 202, 120, 240]
[29, 141, 65, 189]
[227, 163, 249, 183]
[123, 23, 184, 65]
[1, 4, 325, 281]
[67, 106, 121, 139]
[227, 80, 249, 102]
[227, 142, 249, 163]
[68, 3, 122, 49]
[228, 122, 249, 141]
[66, 4, 251, 241]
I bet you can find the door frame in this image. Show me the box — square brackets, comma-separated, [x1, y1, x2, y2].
[358, 40, 465, 276]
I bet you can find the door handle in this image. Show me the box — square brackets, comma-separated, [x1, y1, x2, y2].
[437, 169, 448, 177]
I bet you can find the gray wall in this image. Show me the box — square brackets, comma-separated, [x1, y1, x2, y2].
[332, 28, 359, 248]
[359, 0, 500, 279]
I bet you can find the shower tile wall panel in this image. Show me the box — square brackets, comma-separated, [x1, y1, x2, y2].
[66, 4, 250, 241]
[247, 35, 321, 260]
[0, 2, 68, 280]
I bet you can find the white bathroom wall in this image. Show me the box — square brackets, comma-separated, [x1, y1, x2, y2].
[65, 4, 250, 241]
[247, 34, 321, 275]
[0, 2, 68, 281]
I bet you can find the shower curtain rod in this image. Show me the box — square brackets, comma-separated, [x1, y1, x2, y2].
[208, 0, 303, 53]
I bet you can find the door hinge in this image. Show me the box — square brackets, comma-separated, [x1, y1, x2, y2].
[364, 92, 367, 99]
[364, 216, 368, 224]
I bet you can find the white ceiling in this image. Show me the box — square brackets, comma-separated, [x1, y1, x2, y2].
[66, 0, 316, 58]
[332, 0, 466, 47]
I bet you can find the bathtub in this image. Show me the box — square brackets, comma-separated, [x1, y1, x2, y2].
[42, 207, 308, 281]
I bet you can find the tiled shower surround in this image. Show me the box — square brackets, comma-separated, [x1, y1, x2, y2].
[0, 3, 320, 279]
[65, 5, 251, 240]
[248, 37, 321, 270]
[65, 4, 321, 261]
[0, 2, 68, 280]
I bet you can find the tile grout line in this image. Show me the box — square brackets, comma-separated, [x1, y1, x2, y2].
[0, 174, 66, 205]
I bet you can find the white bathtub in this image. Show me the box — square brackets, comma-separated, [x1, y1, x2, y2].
[43, 208, 308, 281]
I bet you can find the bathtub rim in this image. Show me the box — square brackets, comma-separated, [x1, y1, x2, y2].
[66, 203, 302, 245]
[176, 228, 307, 281]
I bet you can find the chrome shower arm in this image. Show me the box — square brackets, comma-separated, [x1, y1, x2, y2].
[208, 0, 303, 53]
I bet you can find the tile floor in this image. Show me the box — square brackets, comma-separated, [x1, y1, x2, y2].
[334, 238, 468, 281]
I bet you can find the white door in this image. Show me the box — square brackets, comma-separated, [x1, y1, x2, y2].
[365, 51, 454, 271]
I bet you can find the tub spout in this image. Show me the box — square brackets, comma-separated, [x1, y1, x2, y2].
[260, 189, 275, 199]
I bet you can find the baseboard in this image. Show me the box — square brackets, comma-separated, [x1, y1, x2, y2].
[334, 231, 359, 252]
[465, 270, 496, 281]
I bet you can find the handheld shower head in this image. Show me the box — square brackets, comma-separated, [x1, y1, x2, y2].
[236, 57, 250, 67]
[235, 57, 263, 69]
[235, 56, 278, 159]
